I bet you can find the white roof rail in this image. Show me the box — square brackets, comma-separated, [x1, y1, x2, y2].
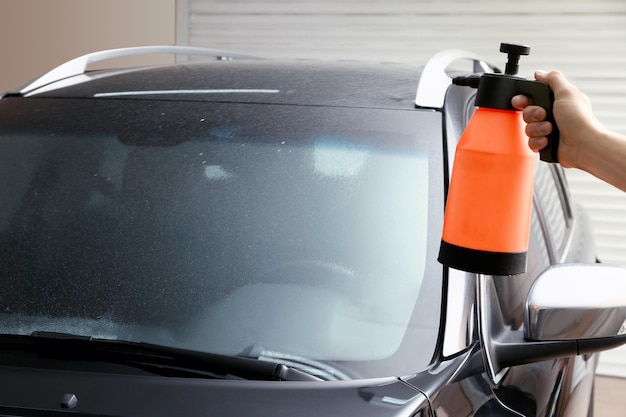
[415, 49, 495, 109]
[16, 45, 257, 95]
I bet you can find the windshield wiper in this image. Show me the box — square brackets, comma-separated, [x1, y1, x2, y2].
[0, 332, 321, 382]
[240, 345, 352, 381]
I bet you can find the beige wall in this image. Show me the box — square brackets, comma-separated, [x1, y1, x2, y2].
[0, 0, 176, 92]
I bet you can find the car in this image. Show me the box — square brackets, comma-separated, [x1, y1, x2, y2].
[0, 44, 625, 417]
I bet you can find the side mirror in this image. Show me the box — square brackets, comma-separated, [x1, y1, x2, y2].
[480, 263, 626, 379]
[525, 263, 626, 341]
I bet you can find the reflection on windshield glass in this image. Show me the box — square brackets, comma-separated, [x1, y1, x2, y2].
[313, 137, 369, 178]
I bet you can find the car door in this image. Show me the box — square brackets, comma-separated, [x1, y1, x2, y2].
[490, 161, 597, 417]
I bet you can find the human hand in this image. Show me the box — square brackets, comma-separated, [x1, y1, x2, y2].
[512, 70, 600, 169]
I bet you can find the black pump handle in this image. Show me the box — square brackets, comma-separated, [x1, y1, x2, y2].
[515, 79, 560, 163]
[500, 43, 530, 76]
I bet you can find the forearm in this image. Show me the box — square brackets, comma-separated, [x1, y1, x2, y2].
[577, 129, 626, 192]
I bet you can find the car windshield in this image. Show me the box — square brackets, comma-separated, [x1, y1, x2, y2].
[0, 96, 444, 378]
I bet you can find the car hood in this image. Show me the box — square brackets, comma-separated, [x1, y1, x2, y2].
[0, 365, 430, 417]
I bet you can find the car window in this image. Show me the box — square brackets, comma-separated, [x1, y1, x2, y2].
[533, 162, 573, 260]
[0, 97, 444, 378]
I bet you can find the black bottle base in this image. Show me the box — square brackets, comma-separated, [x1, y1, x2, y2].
[438, 240, 527, 276]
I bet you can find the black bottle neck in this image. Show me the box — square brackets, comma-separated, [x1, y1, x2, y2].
[475, 73, 523, 111]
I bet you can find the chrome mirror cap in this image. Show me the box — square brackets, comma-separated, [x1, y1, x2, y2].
[525, 263, 626, 341]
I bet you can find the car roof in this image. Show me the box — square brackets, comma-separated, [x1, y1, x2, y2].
[21, 59, 426, 110]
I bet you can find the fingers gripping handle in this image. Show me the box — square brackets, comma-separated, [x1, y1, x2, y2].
[515, 79, 560, 163]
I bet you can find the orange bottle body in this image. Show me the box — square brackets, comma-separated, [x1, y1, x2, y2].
[439, 107, 535, 274]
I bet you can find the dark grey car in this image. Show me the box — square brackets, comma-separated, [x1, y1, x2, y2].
[0, 45, 625, 416]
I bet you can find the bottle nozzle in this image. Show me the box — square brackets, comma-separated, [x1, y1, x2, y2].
[500, 43, 530, 75]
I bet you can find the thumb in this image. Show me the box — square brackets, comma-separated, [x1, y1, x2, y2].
[536, 70, 571, 97]
[534, 70, 549, 83]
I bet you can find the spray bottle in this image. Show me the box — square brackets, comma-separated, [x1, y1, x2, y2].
[438, 43, 559, 275]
